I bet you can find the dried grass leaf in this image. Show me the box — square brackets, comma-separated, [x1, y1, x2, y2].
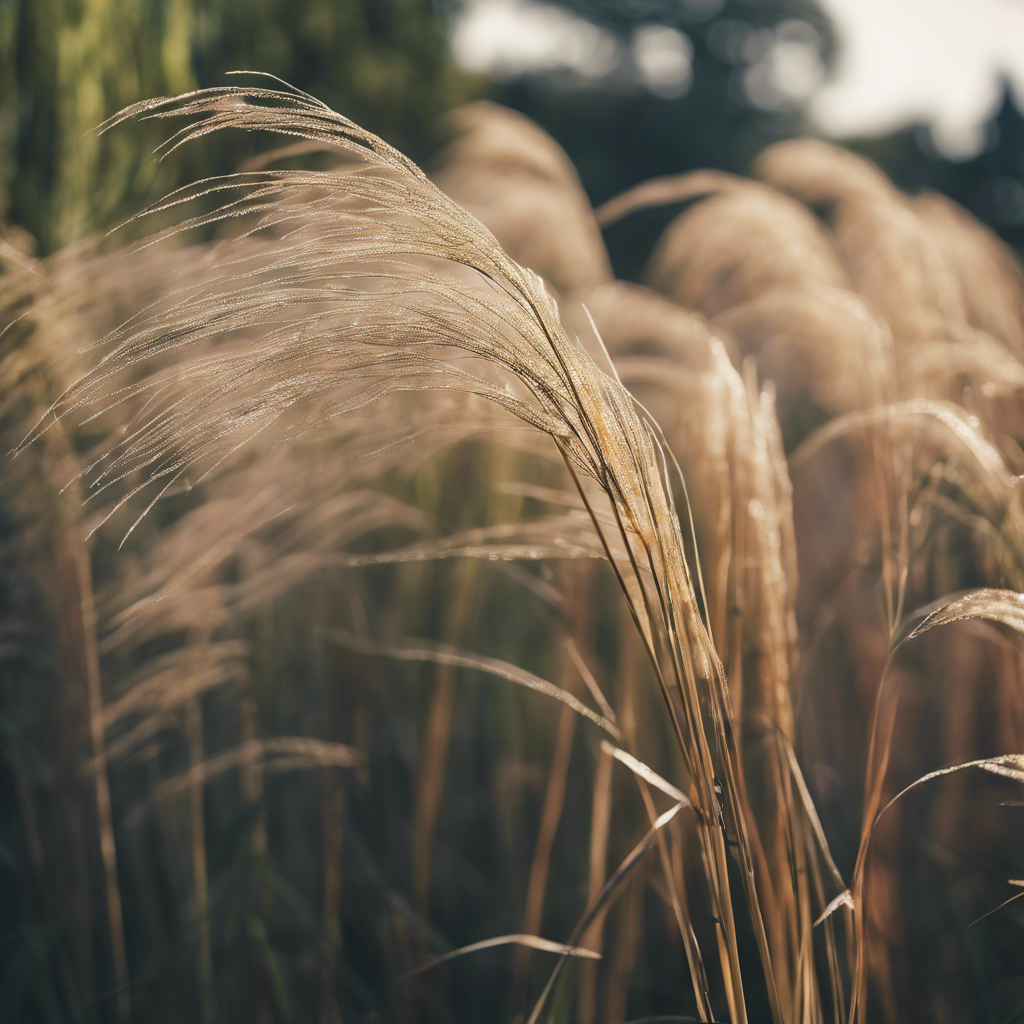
[403, 933, 600, 980]
[329, 630, 619, 737]
[599, 739, 688, 805]
[906, 588, 1024, 641]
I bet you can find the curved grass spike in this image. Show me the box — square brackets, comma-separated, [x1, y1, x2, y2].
[47, 78, 790, 1022]
[848, 588, 1024, 1023]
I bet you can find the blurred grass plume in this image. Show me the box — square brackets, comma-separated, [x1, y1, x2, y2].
[1, 77, 1023, 1024]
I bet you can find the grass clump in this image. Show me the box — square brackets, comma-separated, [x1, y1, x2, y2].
[1, 79, 1023, 1024]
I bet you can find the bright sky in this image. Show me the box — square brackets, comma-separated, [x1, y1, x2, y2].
[450, 0, 1024, 160]
[812, 0, 1024, 157]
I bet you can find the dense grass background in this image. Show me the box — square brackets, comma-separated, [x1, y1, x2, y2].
[2, 5, 1024, 1024]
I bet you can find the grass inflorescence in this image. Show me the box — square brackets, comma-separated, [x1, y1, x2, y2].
[1, 79, 1022, 1024]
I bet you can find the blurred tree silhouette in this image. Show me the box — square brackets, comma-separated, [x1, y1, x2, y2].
[478, 0, 1024, 270]
[450, 0, 833, 277]
[0, 0, 480, 253]
[847, 81, 1024, 253]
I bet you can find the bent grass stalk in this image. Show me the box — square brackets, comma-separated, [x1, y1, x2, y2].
[13, 77, 1024, 1024]
[44, 81, 777, 1022]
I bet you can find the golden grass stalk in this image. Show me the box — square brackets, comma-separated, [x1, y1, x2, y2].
[40, 80, 789, 1022]
[434, 102, 613, 298]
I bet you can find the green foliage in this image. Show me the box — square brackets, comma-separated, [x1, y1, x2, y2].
[0, 0, 480, 252]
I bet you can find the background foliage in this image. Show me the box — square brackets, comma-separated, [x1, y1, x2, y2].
[0, 0, 479, 252]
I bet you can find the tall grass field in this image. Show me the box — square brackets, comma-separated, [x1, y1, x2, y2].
[1, 80, 1023, 1024]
